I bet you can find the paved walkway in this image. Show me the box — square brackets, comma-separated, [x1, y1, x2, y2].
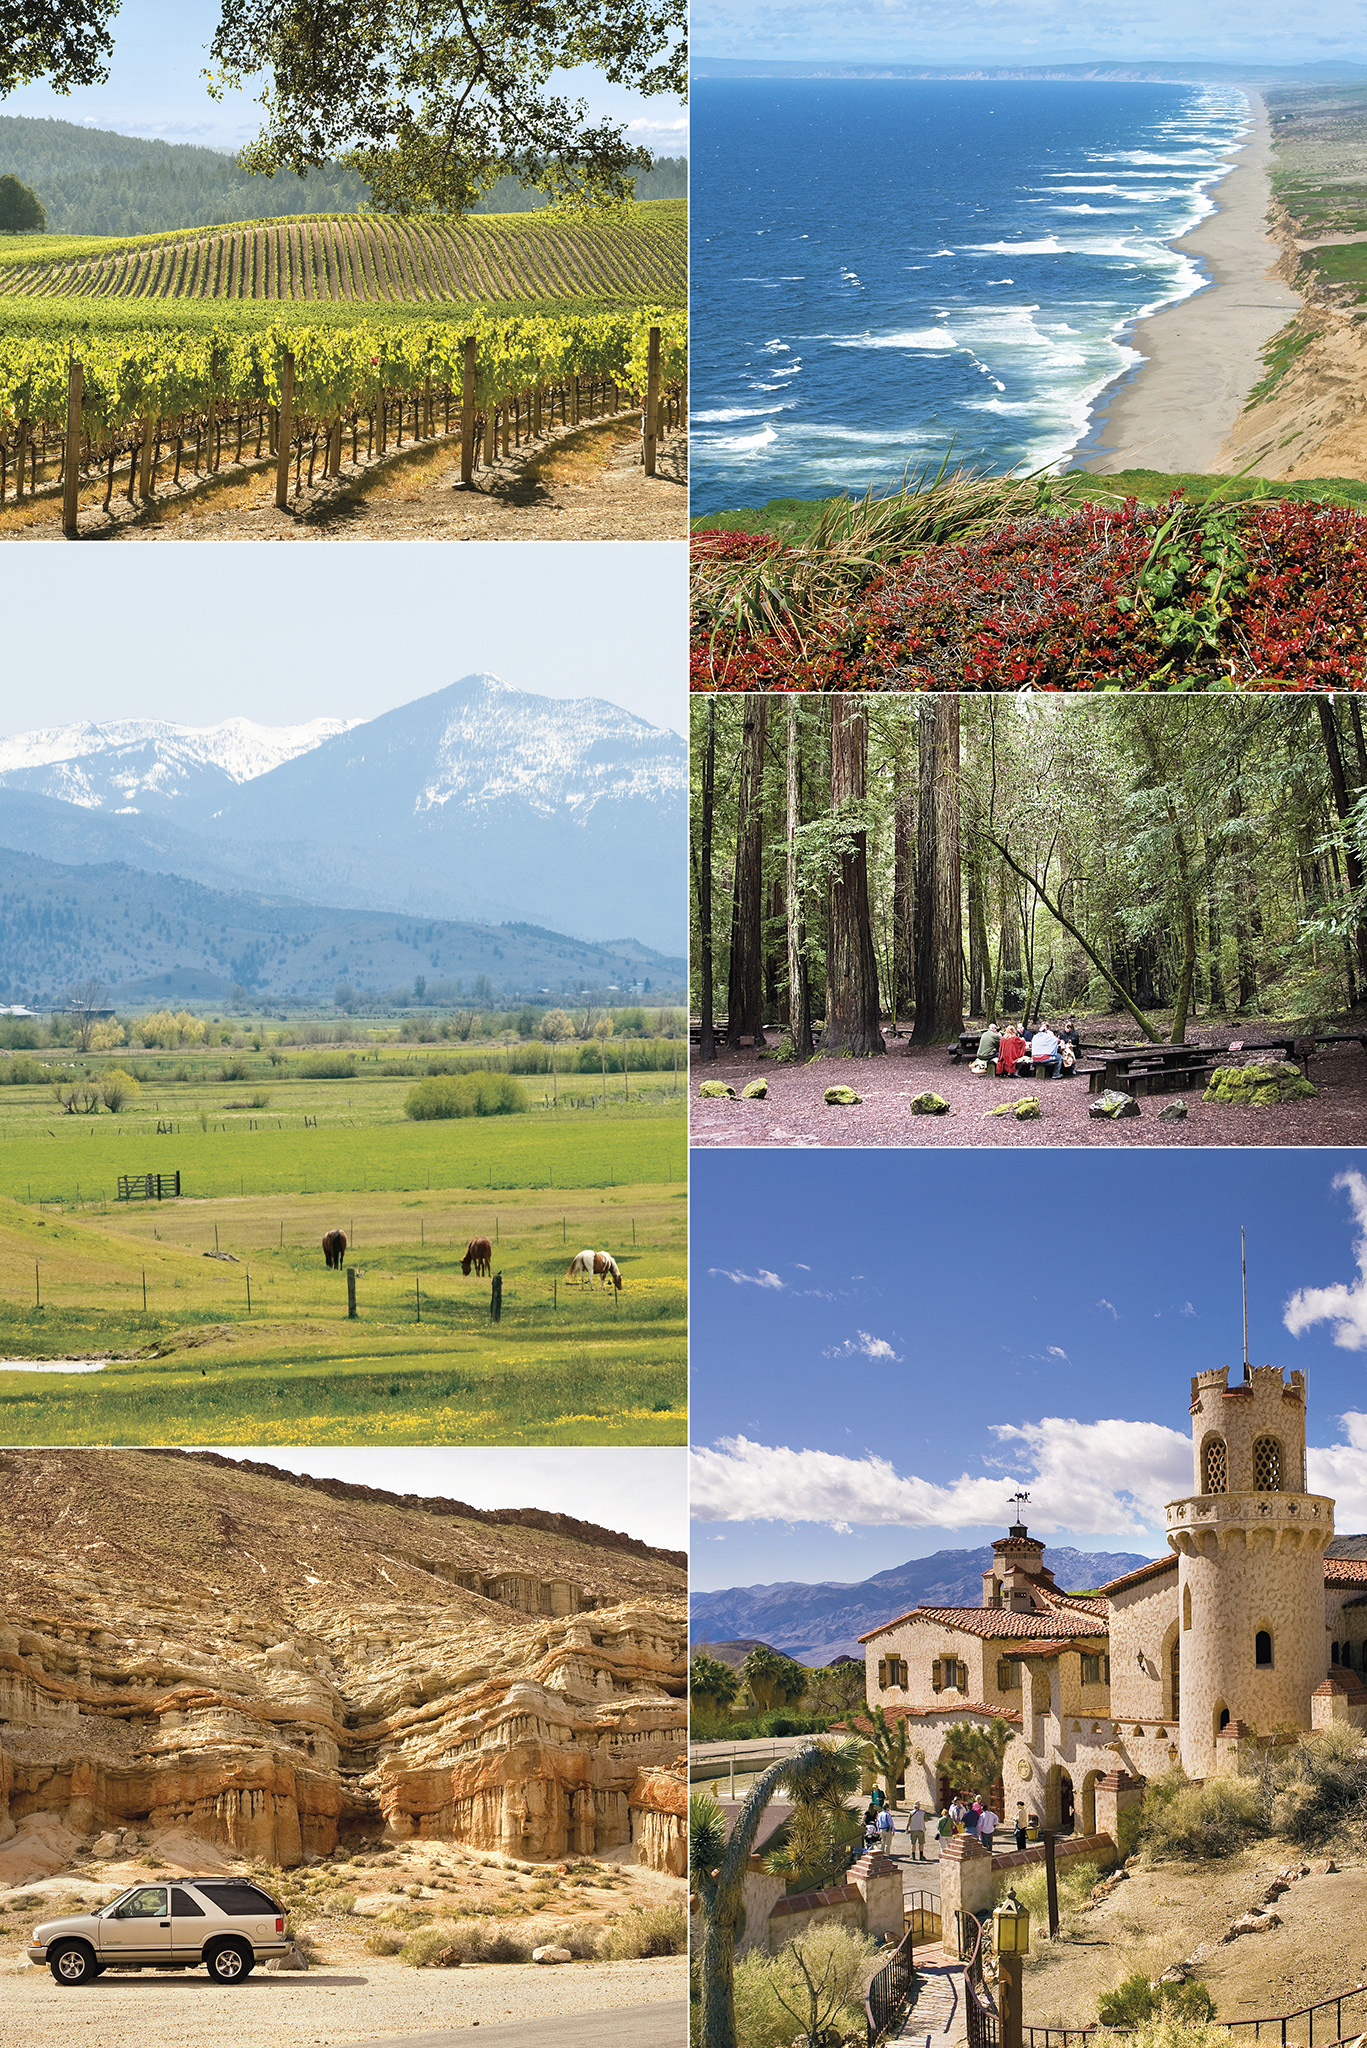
[887, 1952, 966, 2047]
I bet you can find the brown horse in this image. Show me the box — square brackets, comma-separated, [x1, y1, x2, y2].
[322, 1228, 347, 1270]
[461, 1236, 493, 1277]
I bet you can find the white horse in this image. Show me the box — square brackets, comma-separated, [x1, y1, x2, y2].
[567, 1249, 623, 1292]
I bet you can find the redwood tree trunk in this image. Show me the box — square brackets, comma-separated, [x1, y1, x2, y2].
[892, 729, 915, 1033]
[910, 697, 963, 1044]
[1318, 696, 1367, 988]
[695, 701, 716, 1062]
[822, 699, 884, 1055]
[726, 697, 768, 1046]
[785, 700, 814, 1056]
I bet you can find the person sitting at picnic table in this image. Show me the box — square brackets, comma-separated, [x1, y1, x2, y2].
[1030, 1023, 1062, 1078]
[996, 1026, 1028, 1077]
[1059, 1019, 1081, 1075]
[975, 1021, 1001, 1071]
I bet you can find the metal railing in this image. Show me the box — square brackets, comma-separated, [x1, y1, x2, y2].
[1020, 1982, 1367, 2048]
[866, 1920, 918, 2044]
[963, 1914, 1000, 2048]
[906, 1890, 942, 1942]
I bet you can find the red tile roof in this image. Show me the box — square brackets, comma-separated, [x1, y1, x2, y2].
[860, 1605, 1107, 1644]
[1098, 1557, 1178, 1596]
[1326, 1559, 1367, 1587]
[836, 1704, 1023, 1732]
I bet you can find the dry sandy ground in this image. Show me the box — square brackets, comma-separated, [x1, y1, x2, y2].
[1218, 304, 1367, 481]
[1081, 91, 1303, 476]
[1023, 1846, 1367, 2030]
[690, 1032, 1367, 1149]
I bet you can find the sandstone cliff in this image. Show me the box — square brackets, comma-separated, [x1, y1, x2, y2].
[0, 1450, 686, 1875]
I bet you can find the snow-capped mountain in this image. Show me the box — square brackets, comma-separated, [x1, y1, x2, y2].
[0, 679, 686, 954]
[0, 715, 356, 816]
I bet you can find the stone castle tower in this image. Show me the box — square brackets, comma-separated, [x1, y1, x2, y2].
[1166, 1365, 1333, 1777]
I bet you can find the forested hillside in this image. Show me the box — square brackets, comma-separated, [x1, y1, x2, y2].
[0, 115, 686, 237]
[691, 696, 1367, 1049]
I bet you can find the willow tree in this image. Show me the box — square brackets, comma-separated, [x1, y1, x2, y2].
[910, 697, 963, 1044]
[822, 699, 884, 1054]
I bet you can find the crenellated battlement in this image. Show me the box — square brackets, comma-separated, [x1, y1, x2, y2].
[1185, 1365, 1308, 1497]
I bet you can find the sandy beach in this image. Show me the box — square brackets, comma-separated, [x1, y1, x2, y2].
[1079, 88, 1301, 475]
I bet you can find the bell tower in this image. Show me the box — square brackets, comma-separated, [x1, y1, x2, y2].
[1166, 1363, 1332, 1777]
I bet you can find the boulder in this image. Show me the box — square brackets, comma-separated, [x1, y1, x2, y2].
[824, 1086, 862, 1106]
[1203, 1061, 1316, 1106]
[741, 1079, 768, 1100]
[90, 1834, 120, 1860]
[264, 1944, 309, 1972]
[698, 1081, 735, 1100]
[1090, 1090, 1140, 1120]
[1013, 1097, 1040, 1121]
[1309, 1858, 1338, 1876]
[1157, 1100, 1188, 1123]
[909, 1092, 950, 1115]
[1223, 1909, 1281, 1942]
[532, 1945, 574, 1964]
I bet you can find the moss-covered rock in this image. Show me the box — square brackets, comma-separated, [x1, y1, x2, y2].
[741, 1078, 769, 1100]
[1014, 1096, 1040, 1121]
[909, 1091, 951, 1115]
[1203, 1062, 1316, 1107]
[1157, 1099, 1188, 1123]
[824, 1085, 863, 1106]
[1090, 1089, 1140, 1120]
[698, 1080, 735, 1100]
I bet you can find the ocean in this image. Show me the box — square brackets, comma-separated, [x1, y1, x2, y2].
[690, 78, 1251, 514]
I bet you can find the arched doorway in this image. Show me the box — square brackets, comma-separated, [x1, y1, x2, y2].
[1058, 1769, 1074, 1833]
[1080, 1769, 1100, 1837]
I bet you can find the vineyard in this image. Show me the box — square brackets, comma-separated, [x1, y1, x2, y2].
[0, 304, 688, 529]
[0, 200, 687, 309]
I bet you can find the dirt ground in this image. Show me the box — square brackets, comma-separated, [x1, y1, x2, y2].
[690, 1020, 1367, 1150]
[1023, 1844, 1367, 2030]
[7, 413, 688, 545]
[0, 1838, 685, 2047]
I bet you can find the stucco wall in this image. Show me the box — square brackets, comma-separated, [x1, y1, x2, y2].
[1108, 1569, 1180, 1724]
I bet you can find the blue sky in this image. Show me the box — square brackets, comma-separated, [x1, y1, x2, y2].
[690, 1148, 1367, 1592]
[0, 545, 686, 737]
[4, 0, 686, 157]
[693, 0, 1365, 67]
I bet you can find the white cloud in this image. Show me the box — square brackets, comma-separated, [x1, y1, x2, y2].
[1309, 1413, 1367, 1526]
[1284, 1170, 1367, 1351]
[691, 1415, 1191, 1539]
[1029, 1345, 1069, 1363]
[709, 1267, 785, 1291]
[1180, 1302, 1196, 1317]
[822, 1330, 903, 1363]
[1096, 1299, 1119, 1320]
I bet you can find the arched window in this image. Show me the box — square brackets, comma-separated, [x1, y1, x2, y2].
[1202, 1436, 1228, 1494]
[1255, 1630, 1273, 1667]
[1253, 1437, 1283, 1492]
[1183, 1585, 1192, 1631]
[1218, 1706, 1230, 1732]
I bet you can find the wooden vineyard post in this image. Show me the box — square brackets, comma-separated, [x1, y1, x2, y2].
[327, 418, 342, 477]
[643, 325, 661, 477]
[138, 416, 156, 499]
[14, 419, 27, 502]
[61, 362, 83, 537]
[490, 1273, 502, 1323]
[275, 351, 295, 510]
[346, 1267, 357, 1319]
[460, 337, 476, 484]
[571, 374, 581, 427]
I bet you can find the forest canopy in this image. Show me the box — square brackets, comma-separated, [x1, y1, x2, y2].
[690, 696, 1367, 1055]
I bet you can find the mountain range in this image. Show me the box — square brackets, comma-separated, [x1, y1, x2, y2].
[0, 678, 687, 984]
[690, 1544, 1154, 1667]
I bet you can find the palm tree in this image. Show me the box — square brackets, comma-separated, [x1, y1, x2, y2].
[690, 1740, 863, 2048]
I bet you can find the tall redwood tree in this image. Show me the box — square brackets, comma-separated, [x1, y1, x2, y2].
[726, 696, 767, 1045]
[822, 698, 884, 1055]
[910, 697, 964, 1044]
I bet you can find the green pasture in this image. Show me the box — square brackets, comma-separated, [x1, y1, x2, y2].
[0, 1050, 686, 1443]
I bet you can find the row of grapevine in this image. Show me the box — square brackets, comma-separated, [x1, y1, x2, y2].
[0, 308, 688, 522]
[1, 207, 687, 308]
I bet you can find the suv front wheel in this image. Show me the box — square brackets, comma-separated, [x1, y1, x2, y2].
[49, 1941, 101, 1985]
[206, 1940, 254, 1984]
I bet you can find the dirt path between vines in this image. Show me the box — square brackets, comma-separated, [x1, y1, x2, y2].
[126, 414, 686, 543]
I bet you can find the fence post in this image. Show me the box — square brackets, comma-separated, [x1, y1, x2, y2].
[1044, 1831, 1059, 1940]
[139, 414, 156, 499]
[327, 417, 342, 477]
[643, 325, 661, 477]
[460, 337, 476, 483]
[491, 1272, 502, 1322]
[62, 363, 83, 536]
[275, 351, 295, 510]
[347, 1267, 357, 1319]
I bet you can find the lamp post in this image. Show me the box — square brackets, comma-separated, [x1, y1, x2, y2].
[994, 1890, 1031, 2048]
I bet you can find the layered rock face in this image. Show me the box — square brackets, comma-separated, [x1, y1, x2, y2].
[0, 1450, 685, 1872]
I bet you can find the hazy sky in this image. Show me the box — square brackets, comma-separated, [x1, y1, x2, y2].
[3, 0, 687, 157]
[211, 1446, 688, 1553]
[694, 0, 1366, 65]
[0, 545, 685, 737]
[691, 1149, 1367, 1592]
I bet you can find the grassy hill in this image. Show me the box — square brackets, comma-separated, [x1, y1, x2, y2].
[0, 200, 686, 309]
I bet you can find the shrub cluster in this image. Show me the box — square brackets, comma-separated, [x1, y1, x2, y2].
[404, 1072, 528, 1120]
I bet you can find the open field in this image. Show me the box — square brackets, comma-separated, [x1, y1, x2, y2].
[0, 1038, 686, 1443]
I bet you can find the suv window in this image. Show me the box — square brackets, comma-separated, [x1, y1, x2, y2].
[171, 1889, 206, 1917]
[194, 1884, 280, 1915]
[115, 1887, 168, 1919]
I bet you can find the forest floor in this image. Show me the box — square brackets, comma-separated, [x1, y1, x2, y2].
[690, 1017, 1367, 1149]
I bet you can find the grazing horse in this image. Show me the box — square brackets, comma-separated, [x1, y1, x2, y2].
[461, 1236, 493, 1277]
[322, 1228, 347, 1270]
[567, 1249, 623, 1292]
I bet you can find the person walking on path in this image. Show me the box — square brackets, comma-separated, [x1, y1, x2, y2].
[978, 1801, 1000, 1850]
[1014, 1804, 1028, 1854]
[876, 1804, 896, 1852]
[937, 1809, 955, 1844]
[905, 1802, 928, 1861]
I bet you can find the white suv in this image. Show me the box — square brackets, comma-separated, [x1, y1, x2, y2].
[27, 1878, 290, 1984]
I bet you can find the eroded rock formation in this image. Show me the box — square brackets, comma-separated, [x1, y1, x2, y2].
[0, 1450, 685, 1873]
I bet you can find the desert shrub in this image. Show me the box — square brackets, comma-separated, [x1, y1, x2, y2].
[1098, 1973, 1216, 2027]
[545, 1921, 600, 1959]
[1137, 1769, 1267, 1860]
[364, 1930, 405, 1956]
[1273, 1724, 1367, 1846]
[298, 1052, 358, 1079]
[1120, 2018, 1232, 2048]
[401, 1917, 535, 1967]
[1002, 1859, 1099, 1928]
[732, 1922, 875, 2048]
[404, 1072, 527, 1119]
[596, 1903, 688, 1959]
